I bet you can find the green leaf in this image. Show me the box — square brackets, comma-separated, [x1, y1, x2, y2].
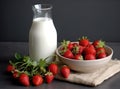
[15, 53, 22, 60]
[23, 56, 31, 62]
[40, 67, 46, 74]
[32, 61, 37, 67]
[9, 60, 14, 65]
[38, 59, 48, 68]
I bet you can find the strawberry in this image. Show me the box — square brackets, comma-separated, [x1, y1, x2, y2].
[72, 45, 84, 54]
[32, 74, 43, 86]
[92, 40, 105, 48]
[60, 65, 70, 78]
[61, 40, 73, 50]
[74, 54, 83, 60]
[78, 45, 85, 54]
[72, 42, 79, 47]
[19, 73, 30, 86]
[6, 64, 15, 73]
[48, 63, 58, 75]
[83, 44, 96, 55]
[63, 49, 74, 59]
[96, 47, 106, 54]
[59, 41, 73, 56]
[96, 47, 107, 59]
[85, 54, 96, 60]
[97, 52, 107, 59]
[12, 71, 19, 79]
[67, 42, 73, 50]
[45, 72, 54, 84]
[79, 36, 90, 47]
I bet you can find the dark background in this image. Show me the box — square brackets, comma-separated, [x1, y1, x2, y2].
[0, 0, 120, 42]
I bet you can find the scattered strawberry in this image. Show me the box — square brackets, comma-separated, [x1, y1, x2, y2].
[48, 63, 58, 75]
[19, 73, 30, 86]
[6, 64, 15, 73]
[45, 72, 54, 84]
[32, 74, 43, 86]
[60, 65, 70, 78]
[85, 54, 96, 60]
[79, 36, 90, 47]
[12, 71, 19, 79]
[6, 53, 56, 87]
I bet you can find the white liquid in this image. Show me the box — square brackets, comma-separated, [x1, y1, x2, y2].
[29, 17, 57, 62]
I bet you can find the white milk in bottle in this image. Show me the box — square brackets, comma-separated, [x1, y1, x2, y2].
[29, 4, 57, 62]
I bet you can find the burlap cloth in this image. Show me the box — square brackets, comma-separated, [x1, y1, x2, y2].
[55, 59, 120, 86]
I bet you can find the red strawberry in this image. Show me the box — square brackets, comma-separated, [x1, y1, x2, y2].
[59, 41, 74, 56]
[6, 64, 15, 73]
[19, 73, 30, 86]
[92, 40, 105, 48]
[97, 52, 107, 59]
[63, 49, 74, 59]
[72, 42, 79, 47]
[83, 44, 96, 55]
[79, 36, 90, 47]
[74, 54, 83, 60]
[72, 45, 84, 55]
[61, 40, 73, 50]
[78, 45, 85, 54]
[60, 65, 70, 78]
[48, 63, 58, 75]
[32, 74, 43, 86]
[85, 54, 96, 60]
[45, 72, 54, 84]
[12, 71, 19, 79]
[96, 47, 106, 54]
[67, 42, 73, 50]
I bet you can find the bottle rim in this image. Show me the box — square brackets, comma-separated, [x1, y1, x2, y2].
[33, 4, 52, 11]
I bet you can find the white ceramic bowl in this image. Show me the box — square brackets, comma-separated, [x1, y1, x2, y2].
[56, 45, 113, 73]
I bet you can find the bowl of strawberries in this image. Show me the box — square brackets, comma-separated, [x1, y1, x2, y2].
[56, 36, 113, 73]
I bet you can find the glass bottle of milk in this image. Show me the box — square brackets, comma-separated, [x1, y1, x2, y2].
[29, 4, 57, 62]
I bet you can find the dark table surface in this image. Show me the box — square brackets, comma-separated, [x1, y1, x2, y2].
[0, 42, 120, 89]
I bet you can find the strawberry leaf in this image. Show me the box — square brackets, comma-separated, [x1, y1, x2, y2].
[15, 53, 22, 60]
[38, 59, 48, 68]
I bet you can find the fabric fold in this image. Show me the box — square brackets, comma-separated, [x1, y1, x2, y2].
[55, 59, 120, 86]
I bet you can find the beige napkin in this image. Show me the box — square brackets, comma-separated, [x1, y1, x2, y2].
[55, 59, 120, 86]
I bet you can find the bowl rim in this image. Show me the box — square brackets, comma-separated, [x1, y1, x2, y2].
[56, 44, 113, 63]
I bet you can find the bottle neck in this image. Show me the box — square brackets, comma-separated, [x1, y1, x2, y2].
[32, 4, 52, 19]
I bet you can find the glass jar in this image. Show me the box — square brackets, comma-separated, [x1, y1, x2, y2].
[29, 4, 57, 62]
